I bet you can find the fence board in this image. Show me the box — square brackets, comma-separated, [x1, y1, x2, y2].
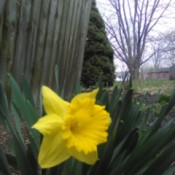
[7, 0, 18, 74]
[25, 0, 42, 83]
[41, 0, 58, 85]
[48, 0, 64, 86]
[0, 0, 6, 45]
[32, 0, 51, 94]
[0, 0, 6, 83]
[0, 0, 92, 99]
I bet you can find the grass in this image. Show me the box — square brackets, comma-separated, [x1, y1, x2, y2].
[115, 80, 175, 95]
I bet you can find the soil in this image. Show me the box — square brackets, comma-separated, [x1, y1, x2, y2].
[0, 125, 9, 152]
[0, 125, 21, 175]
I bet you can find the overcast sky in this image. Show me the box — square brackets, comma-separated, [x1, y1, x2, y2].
[96, 0, 175, 33]
[95, 0, 175, 71]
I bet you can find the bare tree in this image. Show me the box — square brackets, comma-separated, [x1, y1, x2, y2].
[162, 30, 175, 66]
[105, 0, 172, 79]
[151, 38, 165, 69]
[150, 30, 175, 68]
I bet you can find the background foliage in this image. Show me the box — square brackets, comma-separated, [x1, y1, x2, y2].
[1, 76, 175, 175]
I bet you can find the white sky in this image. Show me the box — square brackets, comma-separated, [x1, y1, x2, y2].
[96, 0, 175, 72]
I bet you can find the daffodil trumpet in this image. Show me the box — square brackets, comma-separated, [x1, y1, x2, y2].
[32, 86, 111, 168]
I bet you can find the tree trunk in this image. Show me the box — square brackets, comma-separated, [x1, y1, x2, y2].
[129, 65, 140, 80]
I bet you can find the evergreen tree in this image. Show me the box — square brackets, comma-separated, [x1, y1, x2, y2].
[81, 0, 115, 87]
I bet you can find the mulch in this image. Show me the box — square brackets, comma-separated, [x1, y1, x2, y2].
[0, 125, 21, 175]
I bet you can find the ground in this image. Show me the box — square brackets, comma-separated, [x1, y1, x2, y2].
[0, 125, 21, 175]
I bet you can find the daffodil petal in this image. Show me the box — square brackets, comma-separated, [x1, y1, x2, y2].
[71, 89, 98, 103]
[38, 133, 70, 168]
[62, 99, 111, 154]
[42, 86, 69, 117]
[86, 105, 111, 144]
[69, 147, 98, 165]
[32, 114, 63, 136]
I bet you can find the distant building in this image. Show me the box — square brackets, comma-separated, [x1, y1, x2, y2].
[169, 64, 175, 80]
[146, 66, 175, 80]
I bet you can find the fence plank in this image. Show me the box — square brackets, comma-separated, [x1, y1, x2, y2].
[0, 0, 7, 83]
[25, 0, 42, 84]
[13, 0, 32, 84]
[65, 0, 83, 94]
[32, 0, 51, 94]
[41, 0, 58, 86]
[48, 0, 64, 86]
[0, 0, 6, 45]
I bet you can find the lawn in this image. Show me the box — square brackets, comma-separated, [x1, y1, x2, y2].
[117, 80, 175, 95]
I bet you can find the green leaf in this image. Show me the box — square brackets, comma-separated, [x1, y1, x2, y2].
[163, 166, 175, 175]
[8, 74, 39, 127]
[8, 74, 40, 147]
[22, 75, 35, 106]
[10, 128, 37, 175]
[0, 83, 11, 128]
[143, 143, 175, 175]
[123, 123, 175, 174]
[0, 145, 11, 175]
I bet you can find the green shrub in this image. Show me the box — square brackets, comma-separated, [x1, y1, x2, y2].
[81, 0, 115, 87]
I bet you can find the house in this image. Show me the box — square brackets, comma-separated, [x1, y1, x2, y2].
[169, 64, 175, 80]
[146, 65, 175, 80]
[147, 67, 170, 80]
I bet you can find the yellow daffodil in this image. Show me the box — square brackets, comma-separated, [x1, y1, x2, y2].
[32, 86, 111, 168]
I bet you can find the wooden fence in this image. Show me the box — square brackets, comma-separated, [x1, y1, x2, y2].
[0, 0, 92, 98]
